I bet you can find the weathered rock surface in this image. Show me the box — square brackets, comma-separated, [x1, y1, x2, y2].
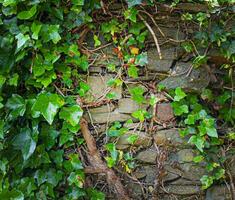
[156, 103, 174, 121]
[87, 75, 122, 101]
[116, 131, 152, 149]
[117, 98, 142, 114]
[147, 26, 185, 45]
[206, 185, 231, 200]
[162, 185, 202, 195]
[88, 110, 130, 124]
[123, 122, 143, 130]
[165, 163, 206, 181]
[147, 48, 176, 72]
[176, 149, 195, 163]
[125, 83, 148, 93]
[81, 5, 232, 200]
[136, 149, 158, 164]
[154, 129, 186, 146]
[134, 165, 180, 183]
[159, 62, 210, 91]
[89, 104, 115, 113]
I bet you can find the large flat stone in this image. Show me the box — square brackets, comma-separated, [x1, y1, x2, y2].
[148, 47, 178, 60]
[88, 110, 131, 124]
[177, 149, 195, 163]
[136, 149, 158, 164]
[116, 131, 152, 149]
[159, 62, 210, 92]
[134, 165, 180, 183]
[117, 98, 147, 114]
[117, 98, 140, 114]
[165, 163, 206, 181]
[89, 104, 115, 114]
[162, 185, 201, 195]
[147, 26, 185, 45]
[154, 129, 186, 147]
[156, 103, 174, 122]
[87, 75, 122, 101]
[146, 48, 176, 72]
[206, 185, 231, 200]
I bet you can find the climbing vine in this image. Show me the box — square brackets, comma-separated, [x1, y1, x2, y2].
[0, 0, 234, 199]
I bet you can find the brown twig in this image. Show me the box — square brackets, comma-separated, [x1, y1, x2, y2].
[138, 14, 162, 59]
[82, 99, 111, 109]
[53, 83, 65, 97]
[227, 170, 235, 200]
[86, 42, 113, 52]
[84, 167, 105, 174]
[80, 118, 130, 200]
[139, 9, 165, 38]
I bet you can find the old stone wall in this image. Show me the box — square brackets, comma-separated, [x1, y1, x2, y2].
[82, 7, 233, 200]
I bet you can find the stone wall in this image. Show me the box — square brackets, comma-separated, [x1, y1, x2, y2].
[82, 7, 233, 200]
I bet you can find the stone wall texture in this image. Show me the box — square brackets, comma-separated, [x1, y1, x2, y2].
[83, 6, 233, 199]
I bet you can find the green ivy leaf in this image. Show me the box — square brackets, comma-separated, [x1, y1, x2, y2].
[135, 52, 148, 66]
[131, 109, 148, 122]
[105, 143, 118, 163]
[107, 122, 127, 137]
[31, 22, 42, 40]
[200, 175, 213, 189]
[184, 114, 198, 125]
[206, 127, 218, 138]
[172, 102, 189, 116]
[72, 0, 85, 6]
[41, 125, 59, 150]
[124, 8, 138, 23]
[128, 65, 138, 78]
[201, 89, 213, 101]
[214, 168, 225, 180]
[216, 91, 231, 105]
[174, 87, 187, 101]
[0, 189, 24, 200]
[36, 71, 56, 87]
[12, 128, 36, 160]
[32, 93, 64, 125]
[106, 92, 117, 99]
[17, 5, 37, 20]
[188, 135, 204, 152]
[8, 73, 19, 86]
[68, 171, 84, 188]
[69, 154, 83, 170]
[41, 25, 61, 44]
[49, 150, 64, 166]
[59, 105, 83, 126]
[129, 86, 145, 104]
[192, 55, 208, 68]
[15, 33, 30, 50]
[0, 75, 6, 88]
[193, 155, 204, 163]
[87, 188, 105, 200]
[6, 94, 26, 118]
[127, 134, 138, 144]
[93, 35, 101, 47]
[59, 130, 74, 146]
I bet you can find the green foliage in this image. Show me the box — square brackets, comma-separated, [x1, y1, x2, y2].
[171, 87, 231, 189]
[129, 86, 146, 104]
[0, 0, 104, 198]
[0, 0, 234, 198]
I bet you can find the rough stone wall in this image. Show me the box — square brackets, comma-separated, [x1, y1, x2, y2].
[82, 7, 233, 200]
